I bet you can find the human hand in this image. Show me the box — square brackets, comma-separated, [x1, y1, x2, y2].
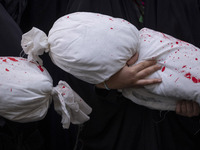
[176, 100, 200, 117]
[96, 52, 162, 89]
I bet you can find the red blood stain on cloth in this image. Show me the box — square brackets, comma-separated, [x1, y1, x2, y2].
[182, 65, 187, 68]
[8, 57, 18, 62]
[185, 73, 191, 79]
[37, 65, 44, 72]
[184, 72, 200, 83]
[161, 66, 166, 72]
[175, 77, 180, 82]
[162, 33, 170, 39]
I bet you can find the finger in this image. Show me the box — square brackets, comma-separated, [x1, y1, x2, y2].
[131, 60, 157, 72]
[176, 101, 182, 114]
[134, 78, 162, 86]
[176, 100, 186, 116]
[136, 64, 162, 79]
[127, 52, 139, 66]
[185, 101, 194, 117]
[192, 101, 200, 116]
[181, 101, 187, 115]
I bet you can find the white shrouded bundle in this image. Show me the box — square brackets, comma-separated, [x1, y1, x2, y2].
[21, 12, 200, 111]
[0, 57, 92, 128]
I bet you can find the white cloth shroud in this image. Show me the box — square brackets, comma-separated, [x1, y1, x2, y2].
[0, 57, 92, 128]
[21, 12, 200, 111]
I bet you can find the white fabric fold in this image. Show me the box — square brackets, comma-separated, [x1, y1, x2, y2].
[52, 81, 92, 128]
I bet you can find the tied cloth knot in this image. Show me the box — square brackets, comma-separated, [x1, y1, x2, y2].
[51, 81, 92, 129]
[21, 27, 50, 65]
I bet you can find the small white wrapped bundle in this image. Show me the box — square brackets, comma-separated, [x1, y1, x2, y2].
[21, 12, 200, 111]
[21, 12, 139, 84]
[0, 57, 92, 128]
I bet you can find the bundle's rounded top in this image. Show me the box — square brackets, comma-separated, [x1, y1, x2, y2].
[22, 12, 139, 84]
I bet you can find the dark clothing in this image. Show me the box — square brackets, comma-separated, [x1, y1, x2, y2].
[0, 119, 44, 150]
[0, 0, 27, 24]
[144, 0, 200, 48]
[0, 2, 23, 56]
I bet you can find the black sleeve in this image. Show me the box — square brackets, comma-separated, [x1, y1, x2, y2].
[0, 3, 23, 56]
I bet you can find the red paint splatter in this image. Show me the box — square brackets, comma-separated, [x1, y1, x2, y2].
[62, 86, 65, 89]
[184, 73, 191, 79]
[184, 73, 200, 83]
[195, 58, 198, 61]
[160, 40, 162, 42]
[192, 77, 198, 83]
[8, 57, 18, 62]
[182, 65, 187, 68]
[3, 59, 7, 62]
[5, 68, 9, 72]
[110, 27, 113, 29]
[67, 16, 69, 18]
[162, 33, 170, 39]
[37, 65, 44, 72]
[20, 58, 27, 61]
[175, 77, 179, 82]
[161, 66, 166, 72]
[109, 18, 113, 21]
[176, 42, 179, 44]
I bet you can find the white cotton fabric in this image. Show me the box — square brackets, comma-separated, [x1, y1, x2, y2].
[123, 28, 200, 110]
[22, 12, 139, 84]
[0, 57, 92, 128]
[21, 12, 200, 111]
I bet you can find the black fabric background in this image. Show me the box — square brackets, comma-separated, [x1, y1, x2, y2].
[1, 0, 200, 150]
